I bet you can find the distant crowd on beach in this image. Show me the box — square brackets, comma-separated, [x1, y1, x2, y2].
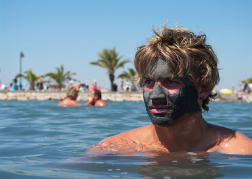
[236, 81, 252, 103]
[240, 81, 252, 94]
[0, 77, 136, 93]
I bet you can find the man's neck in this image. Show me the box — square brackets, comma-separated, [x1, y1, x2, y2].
[65, 97, 75, 101]
[94, 99, 102, 104]
[153, 113, 209, 152]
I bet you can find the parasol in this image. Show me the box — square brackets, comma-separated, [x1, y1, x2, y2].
[220, 89, 232, 94]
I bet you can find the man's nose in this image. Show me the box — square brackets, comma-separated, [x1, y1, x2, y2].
[150, 83, 165, 99]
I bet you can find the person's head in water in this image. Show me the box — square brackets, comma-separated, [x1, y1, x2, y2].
[134, 24, 219, 126]
[67, 86, 79, 100]
[93, 89, 102, 102]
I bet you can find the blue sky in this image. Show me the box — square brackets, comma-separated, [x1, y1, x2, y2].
[1, 0, 251, 90]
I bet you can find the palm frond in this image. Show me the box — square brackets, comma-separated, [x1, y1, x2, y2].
[15, 69, 40, 90]
[44, 65, 76, 88]
[115, 58, 131, 69]
[89, 48, 131, 91]
[117, 68, 136, 81]
[89, 61, 108, 68]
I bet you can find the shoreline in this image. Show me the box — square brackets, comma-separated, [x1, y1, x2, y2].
[0, 91, 251, 102]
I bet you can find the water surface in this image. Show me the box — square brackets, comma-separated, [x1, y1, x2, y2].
[0, 100, 252, 178]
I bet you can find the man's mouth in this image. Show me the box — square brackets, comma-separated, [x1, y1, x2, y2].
[150, 106, 170, 114]
[149, 98, 170, 114]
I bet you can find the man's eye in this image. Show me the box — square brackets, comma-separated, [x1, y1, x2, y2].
[145, 80, 153, 85]
[167, 81, 178, 84]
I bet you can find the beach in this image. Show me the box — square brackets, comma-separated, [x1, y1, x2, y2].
[0, 91, 251, 102]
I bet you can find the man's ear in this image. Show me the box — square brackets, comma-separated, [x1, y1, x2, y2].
[199, 87, 212, 100]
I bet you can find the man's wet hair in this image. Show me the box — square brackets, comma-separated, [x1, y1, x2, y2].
[67, 86, 79, 99]
[134, 23, 220, 111]
[94, 89, 102, 99]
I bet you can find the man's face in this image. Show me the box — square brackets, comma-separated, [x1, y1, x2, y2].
[143, 58, 201, 126]
[89, 91, 98, 103]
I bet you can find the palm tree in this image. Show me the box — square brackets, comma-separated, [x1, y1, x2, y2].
[118, 68, 137, 91]
[89, 48, 130, 91]
[45, 65, 76, 89]
[246, 77, 252, 84]
[16, 69, 40, 90]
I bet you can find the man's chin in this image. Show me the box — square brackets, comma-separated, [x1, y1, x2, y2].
[152, 113, 166, 117]
[150, 114, 171, 126]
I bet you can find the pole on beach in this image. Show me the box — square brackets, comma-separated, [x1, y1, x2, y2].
[20, 52, 24, 90]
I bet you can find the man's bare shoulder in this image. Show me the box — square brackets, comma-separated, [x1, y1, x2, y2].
[86, 125, 153, 153]
[207, 124, 252, 154]
[95, 100, 107, 106]
[58, 99, 81, 107]
[99, 124, 152, 144]
[221, 131, 252, 154]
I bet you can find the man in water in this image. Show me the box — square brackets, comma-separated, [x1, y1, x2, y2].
[84, 89, 107, 106]
[58, 86, 81, 107]
[87, 24, 252, 155]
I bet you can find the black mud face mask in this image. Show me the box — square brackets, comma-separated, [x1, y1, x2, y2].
[143, 58, 201, 126]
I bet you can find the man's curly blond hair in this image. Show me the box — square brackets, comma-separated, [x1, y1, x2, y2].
[134, 24, 219, 111]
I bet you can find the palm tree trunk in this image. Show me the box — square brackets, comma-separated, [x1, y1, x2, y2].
[109, 73, 115, 91]
[131, 81, 136, 92]
[58, 83, 63, 90]
[29, 83, 35, 90]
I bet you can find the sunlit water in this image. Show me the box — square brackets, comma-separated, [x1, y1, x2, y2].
[0, 100, 252, 178]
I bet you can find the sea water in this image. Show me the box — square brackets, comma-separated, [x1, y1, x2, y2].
[0, 100, 252, 178]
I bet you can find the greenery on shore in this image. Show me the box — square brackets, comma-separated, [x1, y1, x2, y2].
[16, 70, 40, 90]
[44, 65, 76, 89]
[15, 65, 76, 90]
[89, 48, 130, 91]
[118, 68, 137, 91]
[245, 77, 252, 84]
[16, 48, 131, 91]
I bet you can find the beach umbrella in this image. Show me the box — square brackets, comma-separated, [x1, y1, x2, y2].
[220, 89, 232, 94]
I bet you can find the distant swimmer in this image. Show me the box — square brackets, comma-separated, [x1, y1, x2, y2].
[58, 86, 81, 107]
[84, 89, 107, 106]
[245, 96, 250, 103]
[237, 90, 243, 102]
[87, 24, 252, 155]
